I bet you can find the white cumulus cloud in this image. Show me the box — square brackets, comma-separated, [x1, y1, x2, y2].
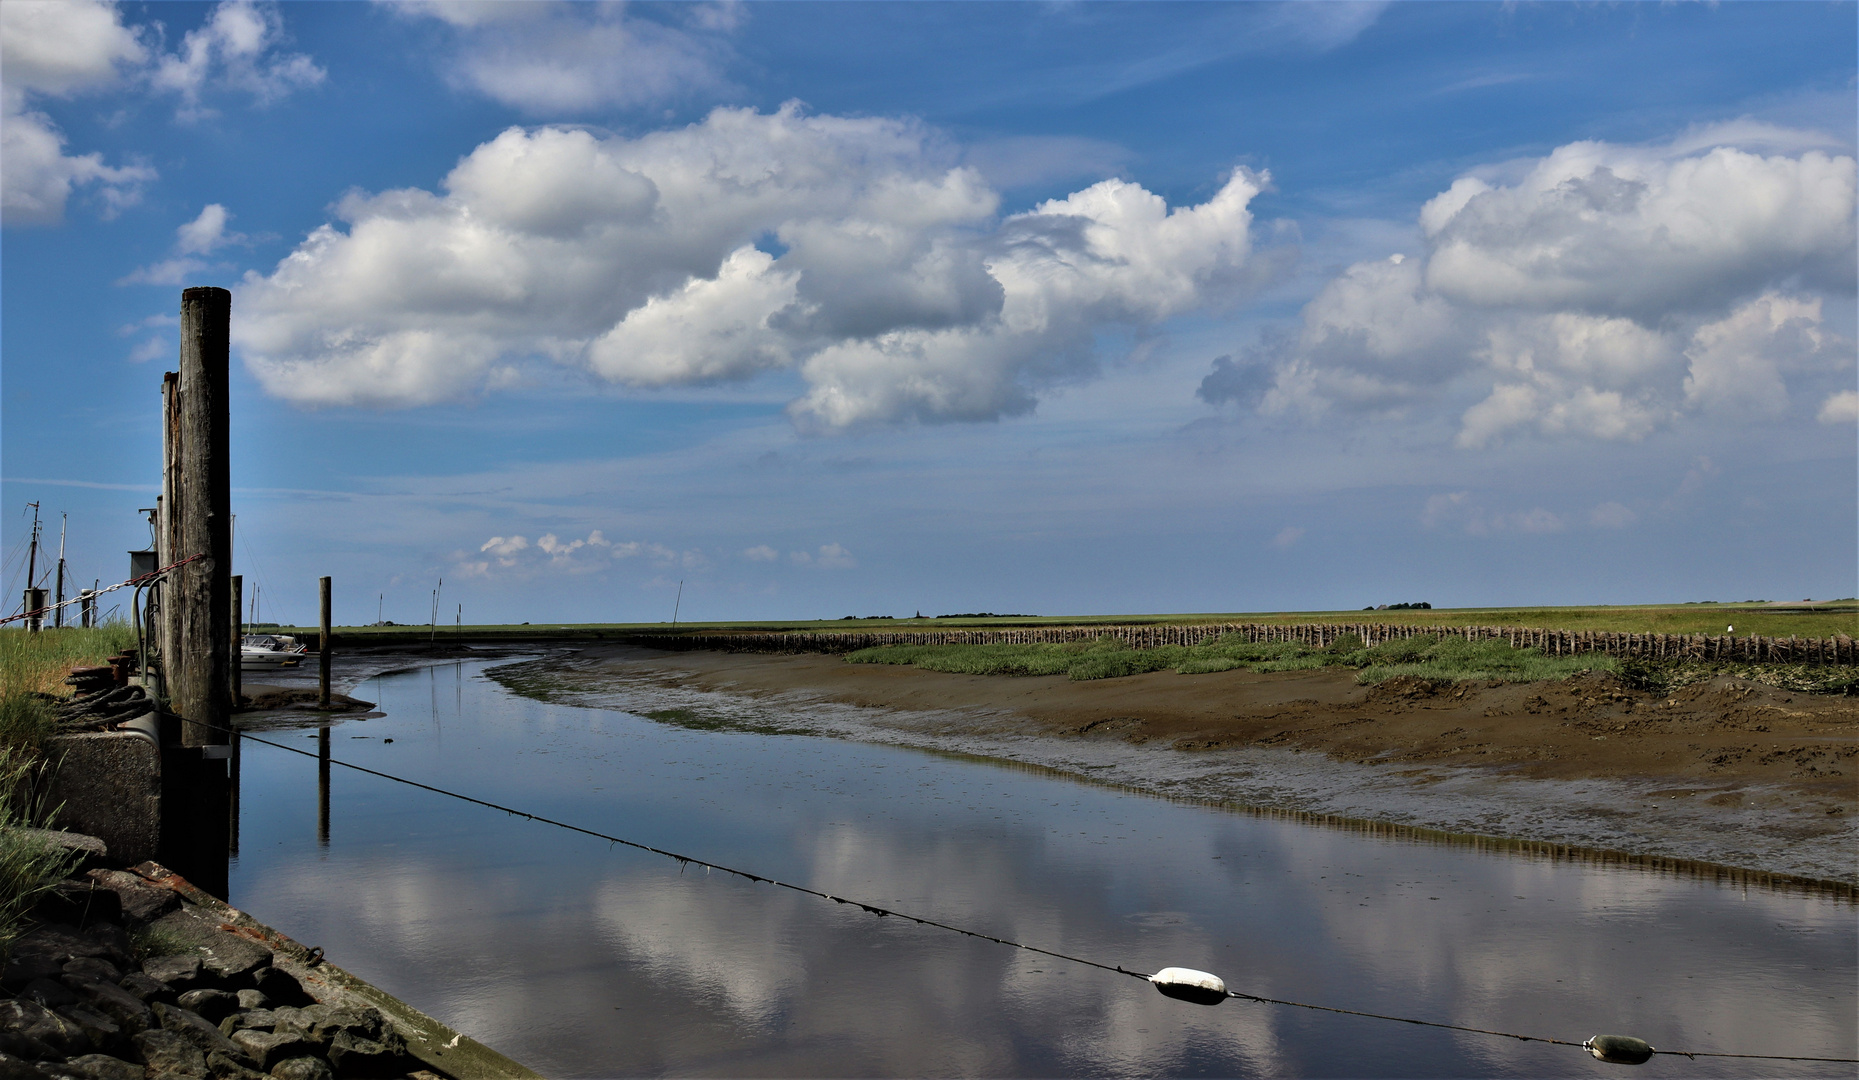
[473, 529, 632, 574]
[1219, 128, 1857, 447]
[2, 1, 324, 225]
[393, 1, 736, 113]
[1589, 502, 1637, 529]
[235, 105, 1271, 427]
[1421, 492, 1565, 537]
[150, 0, 324, 121]
[1818, 390, 1859, 425]
[1, 0, 153, 224]
[118, 202, 250, 284]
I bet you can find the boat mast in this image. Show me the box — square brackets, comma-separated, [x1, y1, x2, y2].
[24, 502, 40, 601]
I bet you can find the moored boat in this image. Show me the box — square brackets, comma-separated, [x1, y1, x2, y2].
[242, 633, 308, 669]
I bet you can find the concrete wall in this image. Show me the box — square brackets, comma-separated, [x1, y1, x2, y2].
[44, 729, 161, 865]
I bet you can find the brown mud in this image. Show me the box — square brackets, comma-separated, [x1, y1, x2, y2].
[548, 646, 1858, 886]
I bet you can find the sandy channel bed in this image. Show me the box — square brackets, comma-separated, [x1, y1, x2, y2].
[517, 646, 1858, 888]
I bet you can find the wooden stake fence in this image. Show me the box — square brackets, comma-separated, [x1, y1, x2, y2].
[619, 622, 1858, 666]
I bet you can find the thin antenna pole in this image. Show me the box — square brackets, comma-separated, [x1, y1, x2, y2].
[672, 580, 683, 627]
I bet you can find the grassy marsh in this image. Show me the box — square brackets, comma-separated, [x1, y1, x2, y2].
[844, 633, 1615, 685]
[267, 599, 1855, 645]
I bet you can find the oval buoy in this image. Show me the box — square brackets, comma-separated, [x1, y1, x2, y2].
[1150, 967, 1227, 1006]
[1584, 1035, 1655, 1065]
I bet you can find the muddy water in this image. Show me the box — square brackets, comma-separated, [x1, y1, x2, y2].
[229, 658, 1855, 1078]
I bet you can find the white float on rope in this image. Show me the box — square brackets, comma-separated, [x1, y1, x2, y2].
[1150, 967, 1228, 1006]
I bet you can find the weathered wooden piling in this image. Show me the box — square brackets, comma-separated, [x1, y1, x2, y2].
[172, 287, 233, 748]
[319, 575, 333, 710]
[158, 374, 180, 699]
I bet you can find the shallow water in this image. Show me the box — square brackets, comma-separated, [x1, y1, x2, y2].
[229, 659, 1855, 1078]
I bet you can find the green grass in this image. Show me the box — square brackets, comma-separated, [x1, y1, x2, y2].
[266, 600, 1857, 646]
[0, 623, 136, 755]
[1617, 659, 1859, 697]
[639, 708, 814, 737]
[844, 633, 1616, 686]
[0, 624, 134, 954]
[0, 745, 79, 957]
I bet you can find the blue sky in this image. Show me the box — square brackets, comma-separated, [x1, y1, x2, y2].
[4, 1, 1855, 626]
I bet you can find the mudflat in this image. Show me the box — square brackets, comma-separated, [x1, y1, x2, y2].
[549, 646, 1858, 883]
[587, 647, 1855, 799]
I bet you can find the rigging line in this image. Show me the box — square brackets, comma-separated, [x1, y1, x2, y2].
[236, 533, 278, 620]
[0, 553, 204, 627]
[212, 720, 1855, 1065]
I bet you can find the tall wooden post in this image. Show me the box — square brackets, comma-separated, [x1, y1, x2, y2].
[172, 287, 231, 747]
[319, 576, 333, 710]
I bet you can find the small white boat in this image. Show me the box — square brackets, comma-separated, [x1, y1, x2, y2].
[242, 633, 308, 669]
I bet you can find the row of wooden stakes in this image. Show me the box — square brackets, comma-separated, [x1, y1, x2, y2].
[622, 621, 1858, 666]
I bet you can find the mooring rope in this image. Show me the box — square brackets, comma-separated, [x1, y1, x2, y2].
[0, 553, 203, 627]
[203, 720, 1856, 1066]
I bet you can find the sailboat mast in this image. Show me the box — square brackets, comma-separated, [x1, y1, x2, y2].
[24, 502, 40, 598]
[53, 513, 67, 628]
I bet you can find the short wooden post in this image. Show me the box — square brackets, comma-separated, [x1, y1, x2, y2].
[229, 575, 242, 708]
[318, 576, 332, 710]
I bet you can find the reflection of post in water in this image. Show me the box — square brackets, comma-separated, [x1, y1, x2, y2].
[228, 731, 240, 857]
[317, 725, 331, 846]
[229, 574, 241, 857]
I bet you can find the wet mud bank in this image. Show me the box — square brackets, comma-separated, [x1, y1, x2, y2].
[500, 646, 1859, 889]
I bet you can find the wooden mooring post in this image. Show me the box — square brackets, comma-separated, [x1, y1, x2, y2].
[154, 286, 234, 899]
[172, 287, 233, 747]
[319, 576, 333, 710]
